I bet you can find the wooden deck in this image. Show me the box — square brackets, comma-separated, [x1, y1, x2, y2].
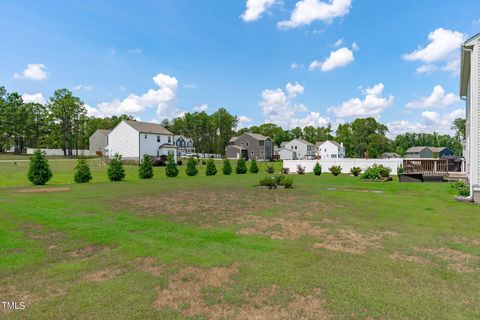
[403, 159, 449, 176]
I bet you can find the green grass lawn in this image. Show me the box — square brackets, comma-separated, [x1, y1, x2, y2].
[0, 160, 480, 319]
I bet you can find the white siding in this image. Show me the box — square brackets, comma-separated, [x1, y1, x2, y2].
[279, 149, 296, 160]
[139, 133, 177, 162]
[284, 159, 403, 175]
[282, 139, 314, 160]
[107, 121, 139, 159]
[317, 141, 345, 159]
[89, 131, 108, 154]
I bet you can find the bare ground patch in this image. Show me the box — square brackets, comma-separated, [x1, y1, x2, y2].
[153, 263, 329, 319]
[390, 252, 433, 265]
[414, 247, 480, 273]
[16, 187, 70, 193]
[69, 245, 113, 260]
[313, 229, 398, 254]
[0, 284, 64, 315]
[84, 267, 122, 282]
[135, 257, 165, 276]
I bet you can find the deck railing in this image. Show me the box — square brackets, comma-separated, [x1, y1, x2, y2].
[403, 159, 449, 176]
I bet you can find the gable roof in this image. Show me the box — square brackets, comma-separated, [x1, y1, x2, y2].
[460, 33, 480, 96]
[124, 120, 173, 135]
[316, 140, 341, 148]
[405, 146, 428, 153]
[175, 135, 192, 141]
[229, 136, 238, 143]
[244, 132, 270, 141]
[95, 129, 111, 136]
[292, 139, 314, 146]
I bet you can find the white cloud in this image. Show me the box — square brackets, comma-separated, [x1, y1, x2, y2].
[128, 48, 142, 54]
[291, 63, 300, 69]
[183, 83, 197, 89]
[402, 28, 466, 74]
[309, 47, 354, 72]
[91, 73, 183, 120]
[285, 82, 304, 98]
[21, 93, 46, 104]
[334, 38, 343, 47]
[260, 82, 329, 128]
[405, 85, 460, 109]
[241, 0, 277, 22]
[73, 84, 92, 91]
[13, 63, 48, 80]
[351, 42, 359, 51]
[238, 115, 253, 123]
[388, 108, 465, 137]
[193, 104, 208, 112]
[328, 83, 394, 118]
[278, 0, 352, 29]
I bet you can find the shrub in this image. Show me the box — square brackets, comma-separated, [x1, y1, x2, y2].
[313, 163, 322, 176]
[177, 160, 183, 166]
[185, 157, 198, 176]
[249, 159, 259, 174]
[236, 158, 247, 174]
[107, 154, 125, 181]
[296, 164, 305, 175]
[350, 167, 362, 177]
[205, 158, 217, 176]
[165, 155, 179, 177]
[28, 149, 52, 185]
[223, 159, 232, 175]
[152, 159, 166, 166]
[361, 164, 391, 181]
[138, 154, 154, 179]
[397, 164, 404, 175]
[283, 167, 290, 174]
[266, 165, 274, 174]
[74, 157, 92, 183]
[451, 180, 470, 197]
[281, 176, 294, 188]
[329, 165, 342, 176]
[259, 176, 277, 189]
[201, 160, 207, 165]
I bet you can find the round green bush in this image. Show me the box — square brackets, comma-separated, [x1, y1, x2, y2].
[249, 159, 259, 174]
[165, 155, 179, 177]
[185, 157, 198, 176]
[107, 154, 125, 181]
[138, 154, 154, 179]
[223, 159, 232, 175]
[350, 167, 362, 177]
[205, 158, 217, 176]
[236, 158, 247, 174]
[28, 150, 52, 185]
[329, 165, 342, 176]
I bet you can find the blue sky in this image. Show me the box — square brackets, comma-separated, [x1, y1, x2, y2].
[1, 0, 479, 136]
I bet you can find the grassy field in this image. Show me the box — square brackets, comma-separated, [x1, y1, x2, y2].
[1, 159, 480, 319]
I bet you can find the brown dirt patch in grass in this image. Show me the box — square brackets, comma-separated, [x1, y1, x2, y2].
[414, 247, 480, 273]
[390, 252, 432, 265]
[0, 284, 64, 315]
[313, 229, 397, 254]
[454, 236, 480, 247]
[16, 187, 70, 193]
[154, 263, 329, 319]
[85, 268, 122, 282]
[236, 215, 327, 240]
[69, 245, 112, 259]
[135, 257, 165, 276]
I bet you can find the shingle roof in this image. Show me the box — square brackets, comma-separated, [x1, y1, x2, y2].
[428, 147, 446, 153]
[294, 139, 314, 146]
[96, 129, 111, 135]
[227, 145, 245, 150]
[316, 140, 341, 148]
[124, 120, 173, 135]
[229, 136, 238, 142]
[406, 146, 428, 153]
[245, 132, 270, 140]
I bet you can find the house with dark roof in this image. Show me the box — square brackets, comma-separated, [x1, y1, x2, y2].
[226, 132, 273, 160]
[174, 135, 195, 156]
[89, 129, 111, 155]
[315, 141, 345, 159]
[106, 120, 177, 161]
[405, 146, 454, 159]
[381, 152, 401, 159]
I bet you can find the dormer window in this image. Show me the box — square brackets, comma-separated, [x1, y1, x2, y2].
[157, 136, 160, 142]
[168, 136, 172, 144]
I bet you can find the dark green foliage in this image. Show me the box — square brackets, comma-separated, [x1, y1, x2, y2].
[249, 159, 259, 173]
[74, 157, 92, 183]
[201, 160, 207, 165]
[138, 154, 154, 179]
[450, 180, 469, 197]
[222, 159, 232, 175]
[186, 157, 198, 176]
[107, 154, 125, 181]
[28, 150, 52, 185]
[259, 175, 294, 189]
[205, 158, 217, 176]
[350, 167, 362, 177]
[397, 165, 404, 175]
[236, 158, 247, 174]
[329, 165, 342, 176]
[177, 160, 183, 166]
[361, 164, 391, 181]
[266, 165, 274, 174]
[313, 163, 322, 176]
[165, 155, 179, 177]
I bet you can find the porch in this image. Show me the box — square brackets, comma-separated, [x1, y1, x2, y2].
[400, 158, 467, 182]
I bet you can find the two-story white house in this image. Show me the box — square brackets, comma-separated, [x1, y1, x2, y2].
[460, 33, 480, 202]
[279, 139, 316, 160]
[106, 120, 177, 162]
[316, 141, 345, 159]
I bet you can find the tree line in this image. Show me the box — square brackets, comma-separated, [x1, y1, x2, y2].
[0, 86, 465, 158]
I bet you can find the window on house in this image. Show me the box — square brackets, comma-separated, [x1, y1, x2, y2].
[260, 150, 264, 154]
[246, 142, 249, 147]
[144, 134, 147, 139]
[251, 151, 254, 156]
[295, 146, 297, 150]
[157, 136, 160, 143]
[241, 142, 244, 146]
[168, 136, 172, 143]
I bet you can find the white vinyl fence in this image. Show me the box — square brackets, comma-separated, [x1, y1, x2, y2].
[26, 148, 93, 156]
[283, 158, 404, 175]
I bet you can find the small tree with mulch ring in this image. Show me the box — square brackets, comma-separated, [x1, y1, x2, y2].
[28, 149, 52, 185]
[107, 154, 125, 181]
[74, 156, 92, 183]
[138, 154, 154, 179]
[165, 154, 179, 177]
